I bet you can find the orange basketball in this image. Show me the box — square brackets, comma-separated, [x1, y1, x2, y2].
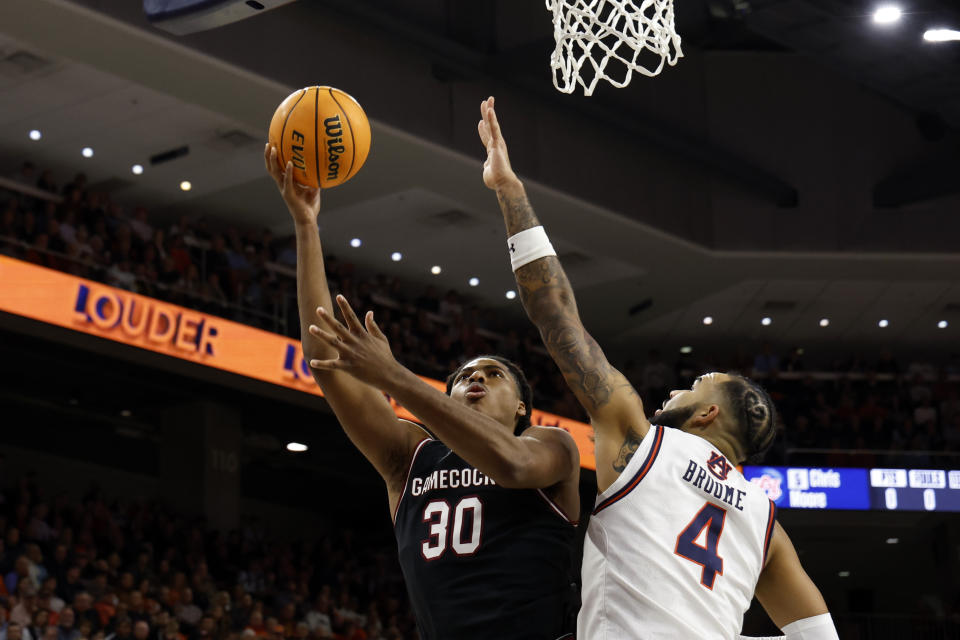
[268, 86, 371, 189]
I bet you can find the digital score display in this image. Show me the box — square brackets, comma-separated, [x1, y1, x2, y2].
[742, 466, 960, 512]
[868, 469, 960, 512]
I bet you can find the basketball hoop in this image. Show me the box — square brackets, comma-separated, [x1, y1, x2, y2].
[545, 0, 683, 96]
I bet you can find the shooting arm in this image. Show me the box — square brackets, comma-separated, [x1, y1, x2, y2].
[294, 220, 421, 488]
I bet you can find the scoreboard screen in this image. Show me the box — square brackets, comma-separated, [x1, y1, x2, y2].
[741, 466, 960, 512]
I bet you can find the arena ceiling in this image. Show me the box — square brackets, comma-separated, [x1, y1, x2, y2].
[1, 0, 959, 360]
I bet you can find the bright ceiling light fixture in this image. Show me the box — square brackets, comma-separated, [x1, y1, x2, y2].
[761, 317, 772, 326]
[391, 252, 402, 262]
[468, 277, 480, 287]
[819, 318, 830, 327]
[702, 316, 713, 325]
[29, 129, 42, 141]
[872, 5, 902, 24]
[81, 147, 94, 158]
[131, 164, 144, 175]
[286, 442, 308, 452]
[431, 265, 442, 275]
[350, 238, 361, 248]
[505, 290, 517, 300]
[180, 180, 192, 191]
[924, 28, 960, 42]
[937, 320, 948, 329]
[680, 346, 693, 354]
[878, 319, 889, 328]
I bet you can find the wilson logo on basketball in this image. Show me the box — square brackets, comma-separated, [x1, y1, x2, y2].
[324, 115, 345, 181]
[290, 130, 307, 172]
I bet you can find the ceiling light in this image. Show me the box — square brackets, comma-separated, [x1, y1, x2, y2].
[761, 317, 772, 326]
[350, 238, 361, 248]
[680, 346, 693, 354]
[938, 320, 948, 329]
[924, 28, 960, 42]
[120, 409, 132, 417]
[286, 442, 308, 452]
[838, 570, 850, 578]
[29, 129, 41, 141]
[180, 181, 192, 191]
[81, 147, 94, 158]
[886, 537, 899, 544]
[872, 5, 902, 24]
[505, 290, 517, 300]
[819, 318, 830, 327]
[702, 316, 713, 325]
[391, 252, 402, 262]
[469, 277, 480, 287]
[431, 265, 442, 275]
[878, 319, 889, 328]
[131, 164, 144, 175]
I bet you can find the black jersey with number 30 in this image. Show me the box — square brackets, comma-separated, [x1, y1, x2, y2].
[394, 438, 577, 640]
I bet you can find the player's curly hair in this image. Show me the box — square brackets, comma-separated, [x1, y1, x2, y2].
[720, 374, 777, 464]
[445, 355, 533, 435]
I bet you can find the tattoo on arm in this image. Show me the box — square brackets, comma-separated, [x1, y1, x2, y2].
[497, 187, 623, 413]
[613, 428, 642, 472]
[497, 191, 540, 235]
[516, 258, 617, 411]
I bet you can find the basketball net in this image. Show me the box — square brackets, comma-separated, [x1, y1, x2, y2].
[546, 0, 683, 96]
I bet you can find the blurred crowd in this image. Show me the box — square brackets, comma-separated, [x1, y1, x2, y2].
[4, 161, 960, 466]
[0, 474, 417, 640]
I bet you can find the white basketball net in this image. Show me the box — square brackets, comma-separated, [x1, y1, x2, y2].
[546, 0, 684, 96]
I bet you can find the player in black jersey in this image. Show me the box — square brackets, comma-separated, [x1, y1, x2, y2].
[265, 144, 580, 640]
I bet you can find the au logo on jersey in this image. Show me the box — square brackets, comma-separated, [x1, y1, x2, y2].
[707, 451, 732, 481]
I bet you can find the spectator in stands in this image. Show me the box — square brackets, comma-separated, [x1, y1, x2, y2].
[640, 349, 673, 408]
[175, 589, 201, 630]
[6, 556, 32, 595]
[72, 593, 99, 632]
[58, 569, 82, 606]
[28, 609, 50, 640]
[105, 618, 133, 640]
[752, 342, 780, 377]
[13, 162, 36, 186]
[55, 608, 79, 640]
[38, 578, 64, 614]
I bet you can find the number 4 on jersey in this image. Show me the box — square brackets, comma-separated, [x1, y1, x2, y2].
[674, 502, 726, 589]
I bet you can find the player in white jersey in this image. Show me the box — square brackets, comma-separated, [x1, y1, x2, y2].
[477, 96, 839, 640]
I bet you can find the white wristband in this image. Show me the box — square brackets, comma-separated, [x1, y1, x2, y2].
[508, 226, 556, 272]
[782, 613, 839, 640]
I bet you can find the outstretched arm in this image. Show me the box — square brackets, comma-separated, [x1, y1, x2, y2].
[265, 145, 423, 500]
[308, 296, 579, 491]
[478, 97, 648, 489]
[755, 522, 837, 637]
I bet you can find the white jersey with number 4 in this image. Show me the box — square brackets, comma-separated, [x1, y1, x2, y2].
[579, 425, 777, 640]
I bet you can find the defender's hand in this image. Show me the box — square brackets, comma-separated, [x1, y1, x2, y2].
[264, 143, 321, 225]
[308, 294, 400, 389]
[478, 96, 520, 191]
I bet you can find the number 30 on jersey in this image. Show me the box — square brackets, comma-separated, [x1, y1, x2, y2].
[421, 497, 483, 560]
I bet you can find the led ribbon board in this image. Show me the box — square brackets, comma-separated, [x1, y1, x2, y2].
[0, 256, 596, 469]
[744, 465, 960, 512]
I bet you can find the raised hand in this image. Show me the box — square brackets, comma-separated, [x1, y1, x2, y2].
[308, 294, 400, 389]
[478, 96, 519, 190]
[264, 143, 321, 225]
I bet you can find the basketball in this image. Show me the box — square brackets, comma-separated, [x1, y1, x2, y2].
[268, 86, 371, 189]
